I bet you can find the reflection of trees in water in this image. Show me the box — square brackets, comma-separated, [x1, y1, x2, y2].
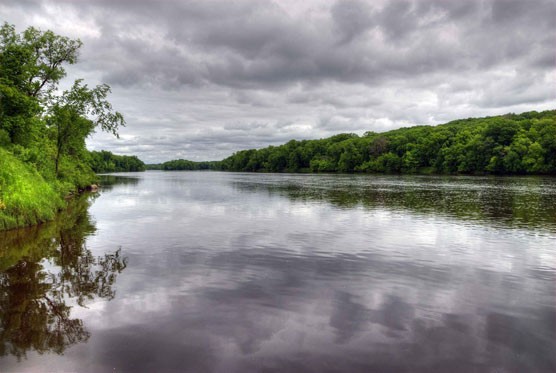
[98, 175, 140, 191]
[0, 195, 127, 359]
[233, 176, 556, 232]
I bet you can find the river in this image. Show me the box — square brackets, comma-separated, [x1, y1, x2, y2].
[1, 171, 555, 372]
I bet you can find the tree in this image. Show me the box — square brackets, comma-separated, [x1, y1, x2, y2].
[402, 149, 419, 172]
[0, 22, 82, 99]
[265, 149, 287, 172]
[375, 152, 401, 172]
[522, 142, 547, 173]
[369, 136, 388, 156]
[0, 23, 82, 145]
[46, 80, 125, 176]
[338, 142, 361, 172]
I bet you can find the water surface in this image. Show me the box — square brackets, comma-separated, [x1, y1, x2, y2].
[1, 172, 555, 372]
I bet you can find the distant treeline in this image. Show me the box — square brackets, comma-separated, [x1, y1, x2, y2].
[88, 150, 146, 173]
[146, 159, 220, 170]
[145, 109, 555, 175]
[217, 110, 555, 175]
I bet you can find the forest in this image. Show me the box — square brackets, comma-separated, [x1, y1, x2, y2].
[216, 110, 555, 174]
[147, 159, 219, 171]
[0, 23, 136, 230]
[89, 150, 145, 173]
[154, 110, 555, 175]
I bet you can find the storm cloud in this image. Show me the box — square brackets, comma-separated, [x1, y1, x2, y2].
[1, 0, 554, 162]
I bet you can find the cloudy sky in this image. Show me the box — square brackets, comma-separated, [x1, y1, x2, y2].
[2, 0, 554, 162]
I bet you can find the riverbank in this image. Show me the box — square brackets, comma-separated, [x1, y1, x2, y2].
[0, 148, 97, 231]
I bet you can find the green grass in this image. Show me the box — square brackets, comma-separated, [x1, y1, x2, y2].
[0, 193, 94, 270]
[0, 148, 64, 230]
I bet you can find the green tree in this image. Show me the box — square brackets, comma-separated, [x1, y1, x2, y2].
[402, 149, 419, 172]
[46, 80, 125, 176]
[337, 142, 361, 172]
[375, 152, 401, 172]
[0, 23, 82, 145]
[522, 142, 547, 173]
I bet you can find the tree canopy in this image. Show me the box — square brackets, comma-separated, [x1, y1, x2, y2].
[147, 159, 220, 171]
[89, 150, 146, 173]
[216, 110, 555, 175]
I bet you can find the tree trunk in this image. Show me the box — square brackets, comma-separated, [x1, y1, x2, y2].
[55, 146, 61, 177]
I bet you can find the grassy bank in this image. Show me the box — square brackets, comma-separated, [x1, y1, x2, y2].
[0, 192, 94, 271]
[0, 146, 144, 231]
[0, 24, 126, 231]
[0, 148, 65, 230]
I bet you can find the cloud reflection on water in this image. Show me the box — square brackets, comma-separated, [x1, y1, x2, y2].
[1, 172, 554, 372]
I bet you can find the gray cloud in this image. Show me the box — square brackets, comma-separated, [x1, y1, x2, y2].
[1, 0, 554, 162]
[331, 0, 375, 45]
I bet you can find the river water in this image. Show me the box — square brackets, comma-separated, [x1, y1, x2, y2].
[1, 171, 555, 372]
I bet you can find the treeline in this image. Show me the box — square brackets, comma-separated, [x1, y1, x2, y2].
[147, 159, 220, 170]
[89, 150, 146, 173]
[0, 23, 130, 230]
[218, 110, 555, 175]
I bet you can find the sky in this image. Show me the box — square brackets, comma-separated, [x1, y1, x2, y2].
[1, 0, 555, 163]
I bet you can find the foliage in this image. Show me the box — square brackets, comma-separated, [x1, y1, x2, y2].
[45, 79, 125, 175]
[89, 150, 146, 173]
[0, 23, 136, 230]
[147, 159, 221, 171]
[0, 148, 63, 230]
[0, 22, 81, 146]
[217, 110, 555, 175]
